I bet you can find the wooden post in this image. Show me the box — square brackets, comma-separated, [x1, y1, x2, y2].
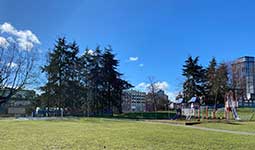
[194, 109, 196, 119]
[201, 107, 204, 120]
[198, 108, 200, 121]
[224, 109, 227, 119]
[206, 106, 208, 119]
[212, 111, 216, 119]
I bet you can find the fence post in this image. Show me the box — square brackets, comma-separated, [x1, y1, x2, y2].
[201, 107, 204, 120]
[206, 106, 208, 119]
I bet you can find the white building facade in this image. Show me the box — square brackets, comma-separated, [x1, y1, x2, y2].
[122, 90, 146, 112]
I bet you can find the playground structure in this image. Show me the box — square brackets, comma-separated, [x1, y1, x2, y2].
[172, 95, 241, 121]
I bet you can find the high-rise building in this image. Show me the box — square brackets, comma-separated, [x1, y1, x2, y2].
[232, 56, 255, 100]
[122, 90, 146, 112]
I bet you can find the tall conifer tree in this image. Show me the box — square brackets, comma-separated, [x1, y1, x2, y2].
[182, 56, 205, 101]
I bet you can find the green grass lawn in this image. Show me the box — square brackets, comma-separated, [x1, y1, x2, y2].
[0, 118, 255, 150]
[237, 108, 255, 121]
[196, 121, 255, 133]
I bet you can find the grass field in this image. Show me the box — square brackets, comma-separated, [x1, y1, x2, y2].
[196, 121, 255, 133]
[0, 118, 255, 150]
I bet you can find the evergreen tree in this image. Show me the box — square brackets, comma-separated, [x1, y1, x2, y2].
[101, 47, 119, 114]
[101, 46, 132, 114]
[41, 37, 69, 108]
[113, 78, 133, 113]
[182, 56, 206, 101]
[205, 57, 217, 104]
[79, 48, 93, 116]
[63, 41, 81, 114]
[87, 47, 103, 115]
[215, 63, 229, 104]
[40, 38, 133, 116]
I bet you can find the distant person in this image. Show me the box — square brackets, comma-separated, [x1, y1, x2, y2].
[176, 104, 182, 119]
[229, 90, 240, 120]
[224, 92, 231, 120]
[191, 102, 195, 116]
[225, 90, 239, 120]
[195, 96, 201, 120]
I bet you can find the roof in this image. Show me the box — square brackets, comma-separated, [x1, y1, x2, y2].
[188, 97, 199, 103]
[173, 98, 183, 104]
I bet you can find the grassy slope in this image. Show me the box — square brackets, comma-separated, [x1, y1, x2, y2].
[0, 118, 255, 150]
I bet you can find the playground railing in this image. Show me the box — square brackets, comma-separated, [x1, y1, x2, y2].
[181, 105, 225, 120]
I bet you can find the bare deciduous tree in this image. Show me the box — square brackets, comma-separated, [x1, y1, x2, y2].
[147, 76, 160, 112]
[0, 43, 36, 104]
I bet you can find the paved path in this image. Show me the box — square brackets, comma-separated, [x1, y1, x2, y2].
[144, 121, 255, 136]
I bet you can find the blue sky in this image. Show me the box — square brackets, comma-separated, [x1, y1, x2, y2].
[1, 0, 255, 98]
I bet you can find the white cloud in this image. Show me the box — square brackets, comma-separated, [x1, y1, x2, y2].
[18, 40, 34, 50]
[129, 57, 139, 61]
[135, 81, 178, 101]
[136, 82, 149, 91]
[6, 62, 17, 68]
[165, 91, 178, 101]
[135, 81, 169, 91]
[0, 36, 9, 48]
[0, 23, 15, 33]
[155, 81, 169, 91]
[87, 49, 95, 55]
[139, 63, 144, 67]
[0, 22, 40, 51]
